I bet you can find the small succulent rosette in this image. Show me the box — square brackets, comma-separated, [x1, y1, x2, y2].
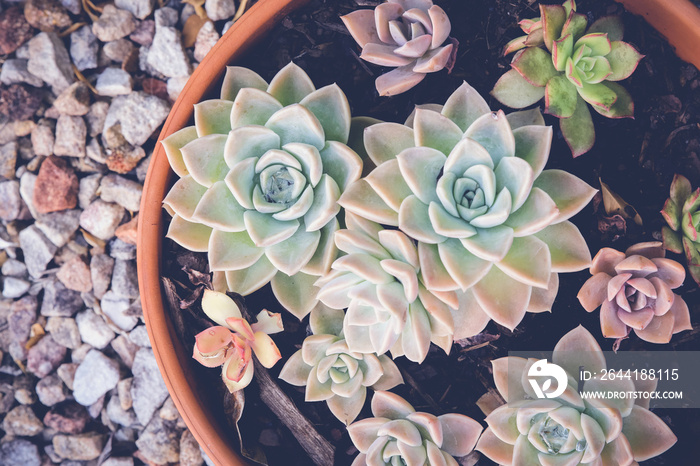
[492, 0, 644, 156]
[162, 62, 364, 319]
[340, 81, 596, 336]
[316, 215, 458, 363]
[192, 290, 283, 392]
[661, 174, 700, 285]
[342, 0, 456, 96]
[578, 242, 692, 344]
[279, 306, 403, 424]
[348, 391, 482, 465]
[476, 326, 677, 465]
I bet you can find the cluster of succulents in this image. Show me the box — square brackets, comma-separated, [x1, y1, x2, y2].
[192, 290, 283, 392]
[476, 326, 677, 465]
[157, 1, 695, 463]
[162, 62, 363, 320]
[662, 174, 700, 285]
[578, 242, 691, 344]
[492, 0, 644, 156]
[342, 0, 456, 96]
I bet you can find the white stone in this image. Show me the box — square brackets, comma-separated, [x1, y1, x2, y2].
[115, 0, 154, 20]
[73, 349, 120, 406]
[96, 68, 133, 97]
[99, 174, 142, 211]
[70, 25, 99, 71]
[75, 309, 116, 349]
[147, 24, 191, 78]
[194, 21, 220, 62]
[205, 0, 236, 21]
[79, 199, 125, 240]
[53, 115, 87, 157]
[0, 59, 43, 87]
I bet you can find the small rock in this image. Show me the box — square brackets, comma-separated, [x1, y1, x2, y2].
[27, 335, 67, 377]
[13, 376, 37, 405]
[35, 209, 81, 247]
[154, 7, 178, 27]
[2, 258, 27, 276]
[0, 383, 15, 414]
[19, 171, 41, 219]
[60, 0, 81, 15]
[0, 141, 17, 179]
[79, 173, 102, 209]
[92, 5, 137, 42]
[19, 225, 57, 278]
[53, 115, 87, 157]
[52, 432, 105, 461]
[46, 317, 81, 349]
[109, 237, 136, 259]
[33, 156, 79, 213]
[106, 393, 138, 427]
[0, 59, 44, 87]
[3, 277, 31, 298]
[31, 124, 54, 157]
[90, 253, 115, 299]
[103, 457, 134, 466]
[100, 173, 143, 212]
[147, 24, 191, 78]
[115, 215, 138, 245]
[73, 349, 120, 406]
[159, 397, 179, 421]
[105, 91, 170, 146]
[86, 137, 107, 164]
[0, 7, 35, 55]
[75, 309, 116, 349]
[222, 19, 233, 35]
[80, 199, 125, 240]
[106, 144, 147, 173]
[40, 278, 84, 317]
[103, 39, 133, 63]
[96, 67, 134, 97]
[194, 21, 219, 62]
[129, 325, 151, 347]
[180, 429, 204, 466]
[102, 290, 138, 331]
[88, 393, 106, 418]
[0, 180, 22, 221]
[110, 260, 139, 299]
[43, 401, 90, 434]
[130, 19, 154, 46]
[142, 76, 169, 100]
[117, 377, 133, 410]
[111, 334, 138, 367]
[56, 363, 78, 390]
[53, 82, 91, 116]
[205, 0, 236, 21]
[115, 0, 154, 20]
[36, 374, 68, 406]
[135, 416, 180, 464]
[70, 25, 98, 72]
[0, 84, 42, 121]
[23, 0, 71, 32]
[3, 405, 44, 436]
[85, 101, 109, 137]
[56, 256, 92, 292]
[0, 439, 41, 466]
[27, 32, 75, 95]
[131, 348, 169, 425]
[8, 295, 37, 345]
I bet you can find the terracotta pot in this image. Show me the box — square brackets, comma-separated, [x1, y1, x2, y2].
[136, 1, 310, 464]
[137, 1, 700, 465]
[615, 0, 700, 70]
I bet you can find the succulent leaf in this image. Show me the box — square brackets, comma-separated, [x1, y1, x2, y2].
[559, 95, 595, 157]
[492, 69, 547, 109]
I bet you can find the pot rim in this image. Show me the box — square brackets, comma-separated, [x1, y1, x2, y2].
[136, 0, 310, 464]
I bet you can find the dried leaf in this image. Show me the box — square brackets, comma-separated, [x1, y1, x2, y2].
[232, 0, 250, 22]
[180, 286, 203, 310]
[81, 0, 102, 21]
[182, 0, 208, 20]
[73, 66, 98, 94]
[598, 213, 627, 236]
[182, 266, 212, 288]
[80, 228, 106, 249]
[183, 15, 208, 48]
[59, 22, 87, 38]
[24, 323, 45, 350]
[599, 178, 643, 226]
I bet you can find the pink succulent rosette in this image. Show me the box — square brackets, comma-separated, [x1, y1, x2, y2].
[476, 326, 677, 465]
[341, 0, 455, 96]
[192, 290, 283, 392]
[348, 391, 482, 465]
[578, 241, 692, 344]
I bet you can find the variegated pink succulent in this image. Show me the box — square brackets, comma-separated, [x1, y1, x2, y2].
[193, 290, 283, 392]
[342, 0, 455, 96]
[578, 242, 692, 344]
[278, 306, 402, 424]
[348, 391, 482, 465]
[477, 326, 677, 465]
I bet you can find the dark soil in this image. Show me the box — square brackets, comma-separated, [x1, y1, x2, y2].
[161, 0, 700, 464]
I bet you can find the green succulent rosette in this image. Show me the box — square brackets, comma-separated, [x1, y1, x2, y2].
[492, 0, 644, 157]
[661, 174, 700, 285]
[161, 63, 363, 319]
[339, 82, 596, 334]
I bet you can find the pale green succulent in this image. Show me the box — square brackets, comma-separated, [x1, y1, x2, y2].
[477, 326, 677, 465]
[278, 306, 402, 424]
[340, 82, 596, 334]
[161, 63, 363, 319]
[315, 213, 458, 363]
[348, 391, 482, 466]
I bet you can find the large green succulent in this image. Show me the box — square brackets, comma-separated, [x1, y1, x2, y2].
[162, 63, 363, 319]
[661, 174, 700, 285]
[492, 0, 644, 157]
[340, 81, 596, 334]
